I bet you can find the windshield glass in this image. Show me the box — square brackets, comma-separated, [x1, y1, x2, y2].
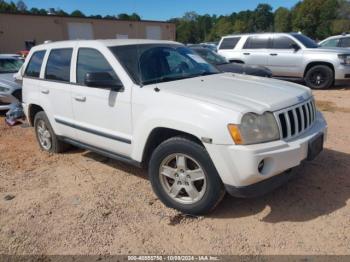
[0, 58, 24, 73]
[110, 44, 219, 85]
[291, 33, 319, 48]
[191, 48, 228, 65]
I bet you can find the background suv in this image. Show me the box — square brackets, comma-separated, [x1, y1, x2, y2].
[0, 55, 23, 111]
[217, 33, 350, 89]
[319, 33, 350, 48]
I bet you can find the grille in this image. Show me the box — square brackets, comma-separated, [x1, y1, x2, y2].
[275, 99, 316, 140]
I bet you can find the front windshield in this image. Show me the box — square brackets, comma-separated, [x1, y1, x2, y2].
[110, 44, 219, 85]
[291, 33, 319, 48]
[0, 58, 24, 73]
[192, 48, 228, 65]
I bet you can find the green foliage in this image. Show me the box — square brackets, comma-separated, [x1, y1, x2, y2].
[70, 10, 85, 17]
[0, 0, 349, 43]
[117, 12, 141, 21]
[274, 7, 291, 32]
[171, 0, 349, 43]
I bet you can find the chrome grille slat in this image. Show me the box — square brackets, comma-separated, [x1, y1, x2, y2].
[305, 102, 310, 127]
[292, 109, 299, 134]
[299, 106, 305, 132]
[274, 99, 317, 140]
[284, 112, 292, 138]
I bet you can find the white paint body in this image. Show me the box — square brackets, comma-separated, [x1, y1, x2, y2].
[22, 39, 327, 188]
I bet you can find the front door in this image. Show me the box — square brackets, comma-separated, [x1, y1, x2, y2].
[268, 35, 303, 77]
[71, 47, 132, 156]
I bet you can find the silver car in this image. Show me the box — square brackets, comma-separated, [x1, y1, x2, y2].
[218, 32, 350, 89]
[0, 55, 23, 111]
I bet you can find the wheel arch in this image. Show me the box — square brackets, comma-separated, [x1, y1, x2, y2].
[28, 104, 44, 126]
[140, 127, 204, 167]
[304, 61, 335, 77]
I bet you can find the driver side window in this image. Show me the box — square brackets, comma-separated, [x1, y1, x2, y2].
[76, 48, 119, 86]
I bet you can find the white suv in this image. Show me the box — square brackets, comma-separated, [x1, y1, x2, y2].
[21, 39, 327, 214]
[217, 33, 350, 89]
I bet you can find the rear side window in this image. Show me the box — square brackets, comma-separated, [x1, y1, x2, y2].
[339, 37, 350, 47]
[219, 37, 240, 50]
[45, 48, 73, 82]
[244, 36, 270, 49]
[272, 36, 297, 49]
[321, 38, 340, 47]
[76, 48, 119, 85]
[24, 50, 46, 78]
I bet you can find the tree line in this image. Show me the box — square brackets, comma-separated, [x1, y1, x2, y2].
[1, 0, 350, 42]
[170, 0, 350, 43]
[0, 0, 141, 20]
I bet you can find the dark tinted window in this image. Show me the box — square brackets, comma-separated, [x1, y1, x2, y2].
[340, 37, 350, 47]
[0, 58, 24, 73]
[77, 48, 119, 85]
[45, 49, 72, 82]
[290, 33, 319, 48]
[25, 51, 45, 77]
[219, 37, 240, 50]
[272, 36, 297, 49]
[244, 36, 270, 49]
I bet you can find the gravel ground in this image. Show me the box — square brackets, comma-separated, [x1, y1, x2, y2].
[0, 88, 350, 255]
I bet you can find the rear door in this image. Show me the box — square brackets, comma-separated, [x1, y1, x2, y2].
[268, 34, 303, 77]
[22, 50, 46, 109]
[70, 45, 133, 156]
[241, 35, 270, 66]
[40, 46, 76, 138]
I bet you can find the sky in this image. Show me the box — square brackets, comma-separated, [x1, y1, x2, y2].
[22, 0, 299, 21]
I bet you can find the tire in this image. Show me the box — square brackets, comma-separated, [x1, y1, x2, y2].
[148, 136, 225, 215]
[34, 111, 69, 153]
[304, 65, 334, 89]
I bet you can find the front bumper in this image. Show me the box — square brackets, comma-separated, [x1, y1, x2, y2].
[0, 93, 18, 111]
[206, 111, 327, 197]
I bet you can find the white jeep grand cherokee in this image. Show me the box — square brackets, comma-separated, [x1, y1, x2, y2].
[21, 39, 327, 214]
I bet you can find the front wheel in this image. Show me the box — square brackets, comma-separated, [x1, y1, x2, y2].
[148, 137, 225, 215]
[304, 65, 334, 89]
[34, 111, 69, 153]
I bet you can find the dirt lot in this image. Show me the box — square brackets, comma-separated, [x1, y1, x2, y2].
[0, 88, 350, 255]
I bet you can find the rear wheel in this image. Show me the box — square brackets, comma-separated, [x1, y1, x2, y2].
[148, 137, 225, 215]
[304, 65, 334, 89]
[34, 111, 69, 153]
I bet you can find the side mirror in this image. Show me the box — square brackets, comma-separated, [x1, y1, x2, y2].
[290, 43, 301, 51]
[84, 72, 123, 91]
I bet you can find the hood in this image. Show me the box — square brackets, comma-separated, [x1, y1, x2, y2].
[217, 63, 272, 77]
[304, 47, 350, 54]
[157, 73, 311, 114]
[0, 73, 21, 90]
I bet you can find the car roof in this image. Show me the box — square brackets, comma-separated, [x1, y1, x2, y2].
[31, 39, 181, 51]
[221, 32, 300, 38]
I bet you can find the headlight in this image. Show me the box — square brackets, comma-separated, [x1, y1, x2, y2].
[228, 112, 280, 145]
[338, 54, 350, 65]
[0, 86, 10, 92]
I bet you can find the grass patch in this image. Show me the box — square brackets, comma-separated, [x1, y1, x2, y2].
[316, 100, 350, 113]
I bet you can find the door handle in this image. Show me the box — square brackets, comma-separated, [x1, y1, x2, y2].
[74, 95, 86, 102]
[270, 53, 278, 56]
[41, 89, 49, 94]
[243, 53, 250, 55]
